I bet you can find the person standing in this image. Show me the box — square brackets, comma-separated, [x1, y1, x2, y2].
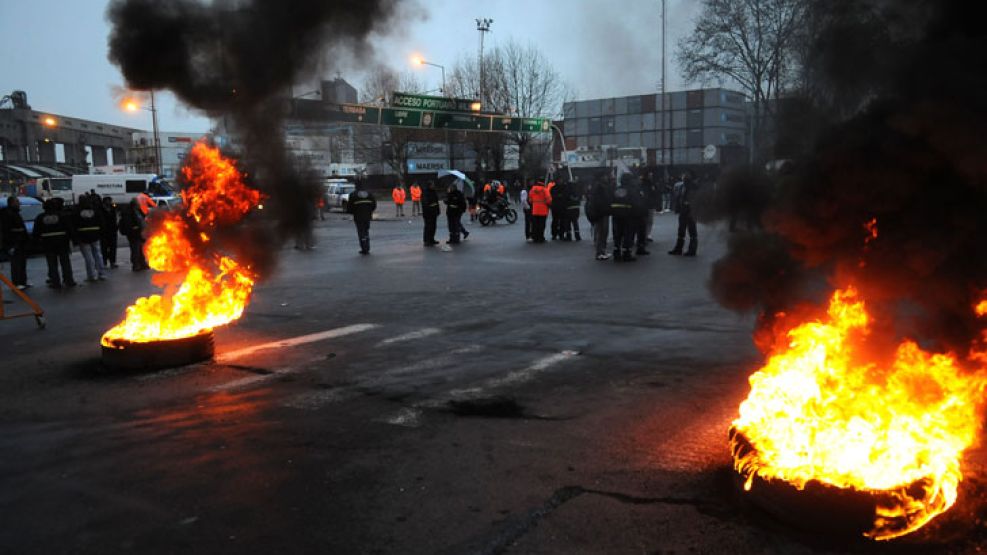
[119, 198, 149, 271]
[410, 183, 422, 216]
[528, 180, 551, 243]
[520, 180, 532, 242]
[33, 199, 77, 287]
[391, 185, 406, 218]
[586, 175, 612, 260]
[0, 196, 30, 288]
[421, 180, 440, 246]
[548, 179, 563, 240]
[73, 196, 108, 282]
[563, 180, 582, 241]
[444, 183, 468, 244]
[610, 173, 642, 262]
[100, 196, 119, 268]
[668, 172, 699, 256]
[639, 170, 658, 249]
[348, 182, 377, 255]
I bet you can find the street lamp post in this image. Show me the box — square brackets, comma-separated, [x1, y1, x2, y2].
[413, 56, 445, 94]
[123, 92, 162, 175]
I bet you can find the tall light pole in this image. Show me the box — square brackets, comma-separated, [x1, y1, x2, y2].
[412, 55, 446, 94]
[123, 92, 162, 175]
[660, 0, 668, 177]
[476, 18, 493, 103]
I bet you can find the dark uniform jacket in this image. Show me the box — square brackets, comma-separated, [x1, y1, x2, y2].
[444, 189, 466, 213]
[586, 182, 612, 223]
[347, 189, 377, 220]
[73, 207, 103, 244]
[610, 185, 643, 219]
[33, 210, 72, 251]
[101, 205, 119, 238]
[118, 207, 144, 238]
[422, 188, 441, 216]
[0, 207, 28, 249]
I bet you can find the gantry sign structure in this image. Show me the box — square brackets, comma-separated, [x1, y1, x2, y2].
[295, 92, 551, 134]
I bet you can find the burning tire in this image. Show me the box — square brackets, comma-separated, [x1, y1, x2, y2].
[101, 331, 215, 372]
[730, 426, 949, 540]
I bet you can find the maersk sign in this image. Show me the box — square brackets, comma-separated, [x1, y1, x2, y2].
[392, 92, 479, 113]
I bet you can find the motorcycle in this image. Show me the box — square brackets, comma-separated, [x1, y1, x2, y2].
[477, 199, 517, 226]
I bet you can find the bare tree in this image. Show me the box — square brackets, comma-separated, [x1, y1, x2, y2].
[677, 0, 807, 161]
[448, 39, 570, 179]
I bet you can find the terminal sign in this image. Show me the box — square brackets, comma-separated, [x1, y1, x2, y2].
[392, 92, 480, 114]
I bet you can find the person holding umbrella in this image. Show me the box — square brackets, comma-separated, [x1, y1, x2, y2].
[444, 182, 469, 244]
[422, 180, 440, 246]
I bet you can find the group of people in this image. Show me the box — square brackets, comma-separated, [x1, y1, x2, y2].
[345, 170, 699, 261]
[349, 180, 471, 254]
[390, 184, 423, 218]
[0, 192, 154, 290]
[519, 170, 699, 261]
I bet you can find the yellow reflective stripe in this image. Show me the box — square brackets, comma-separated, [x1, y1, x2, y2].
[351, 200, 374, 205]
[78, 226, 100, 231]
[41, 232, 67, 237]
[610, 203, 631, 208]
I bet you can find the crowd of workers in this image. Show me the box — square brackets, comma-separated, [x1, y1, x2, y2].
[346, 169, 699, 260]
[0, 192, 154, 290]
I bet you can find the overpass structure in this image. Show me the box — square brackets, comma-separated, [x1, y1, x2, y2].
[0, 91, 142, 189]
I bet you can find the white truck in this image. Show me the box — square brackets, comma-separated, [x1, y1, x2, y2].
[34, 174, 179, 206]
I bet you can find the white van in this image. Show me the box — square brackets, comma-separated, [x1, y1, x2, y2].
[37, 174, 177, 205]
[323, 178, 355, 212]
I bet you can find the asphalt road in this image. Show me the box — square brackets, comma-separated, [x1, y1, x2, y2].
[2, 204, 986, 554]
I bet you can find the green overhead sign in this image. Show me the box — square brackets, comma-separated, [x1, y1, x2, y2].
[319, 103, 550, 134]
[391, 92, 479, 113]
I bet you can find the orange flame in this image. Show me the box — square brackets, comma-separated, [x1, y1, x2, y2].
[732, 287, 987, 540]
[101, 143, 260, 346]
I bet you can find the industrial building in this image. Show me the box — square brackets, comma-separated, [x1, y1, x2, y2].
[560, 87, 748, 170]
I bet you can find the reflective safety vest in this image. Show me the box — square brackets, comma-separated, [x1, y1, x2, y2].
[528, 184, 551, 217]
[410, 185, 422, 201]
[392, 188, 406, 204]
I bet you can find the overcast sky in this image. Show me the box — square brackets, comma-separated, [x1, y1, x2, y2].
[0, 0, 700, 134]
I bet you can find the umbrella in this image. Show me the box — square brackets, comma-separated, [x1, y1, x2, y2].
[437, 169, 475, 197]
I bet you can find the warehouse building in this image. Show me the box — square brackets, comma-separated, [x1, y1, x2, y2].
[561, 87, 748, 170]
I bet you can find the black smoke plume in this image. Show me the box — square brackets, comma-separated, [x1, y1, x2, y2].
[709, 1, 987, 360]
[106, 0, 408, 274]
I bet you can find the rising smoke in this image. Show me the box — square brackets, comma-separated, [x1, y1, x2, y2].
[106, 0, 412, 274]
[709, 1, 987, 359]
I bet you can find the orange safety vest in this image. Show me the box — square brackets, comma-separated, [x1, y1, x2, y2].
[483, 183, 492, 194]
[528, 184, 551, 216]
[410, 185, 422, 201]
[497, 184, 505, 195]
[392, 187, 406, 204]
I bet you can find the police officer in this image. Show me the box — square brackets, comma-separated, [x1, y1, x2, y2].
[668, 172, 699, 256]
[444, 183, 468, 244]
[637, 170, 658, 254]
[0, 196, 30, 288]
[100, 196, 119, 268]
[74, 196, 108, 281]
[119, 198, 149, 271]
[549, 179, 567, 240]
[422, 180, 440, 246]
[348, 181, 377, 255]
[610, 173, 642, 262]
[563, 179, 582, 241]
[33, 199, 77, 287]
[585, 174, 612, 260]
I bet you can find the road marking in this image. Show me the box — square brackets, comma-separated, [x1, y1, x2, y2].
[448, 350, 579, 398]
[208, 324, 378, 392]
[377, 408, 424, 428]
[376, 327, 441, 347]
[216, 323, 379, 363]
